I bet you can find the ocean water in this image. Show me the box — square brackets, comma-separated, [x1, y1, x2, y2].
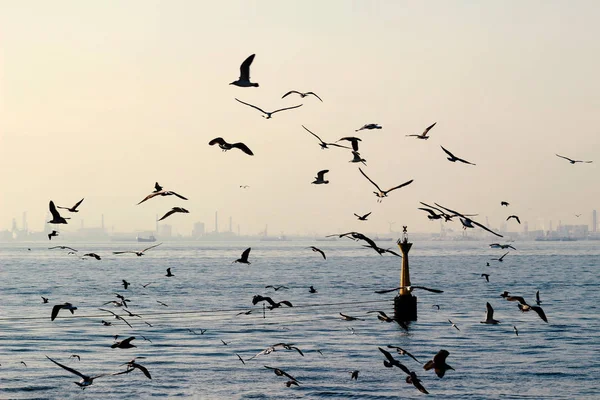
[0, 240, 599, 399]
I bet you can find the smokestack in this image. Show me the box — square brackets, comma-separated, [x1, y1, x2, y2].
[215, 211, 218, 233]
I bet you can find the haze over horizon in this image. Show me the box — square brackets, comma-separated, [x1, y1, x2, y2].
[1, 1, 599, 237]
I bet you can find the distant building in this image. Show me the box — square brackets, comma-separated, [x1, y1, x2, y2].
[159, 224, 172, 238]
[192, 222, 205, 237]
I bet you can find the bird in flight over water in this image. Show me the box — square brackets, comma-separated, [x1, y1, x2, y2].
[113, 243, 162, 256]
[555, 154, 592, 164]
[358, 167, 413, 202]
[234, 248, 252, 264]
[48, 201, 70, 224]
[158, 207, 189, 221]
[137, 185, 188, 205]
[45, 355, 117, 389]
[229, 54, 259, 87]
[57, 198, 84, 213]
[440, 146, 476, 165]
[235, 98, 302, 119]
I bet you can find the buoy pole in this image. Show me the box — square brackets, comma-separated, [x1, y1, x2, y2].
[394, 226, 417, 322]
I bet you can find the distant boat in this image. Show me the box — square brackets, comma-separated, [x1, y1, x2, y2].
[137, 235, 157, 243]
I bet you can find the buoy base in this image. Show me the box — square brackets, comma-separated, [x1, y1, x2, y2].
[394, 295, 417, 322]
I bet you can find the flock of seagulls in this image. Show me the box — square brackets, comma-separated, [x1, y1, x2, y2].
[29, 51, 587, 395]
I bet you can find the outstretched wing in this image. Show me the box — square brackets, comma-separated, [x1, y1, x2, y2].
[137, 192, 160, 205]
[239, 54, 255, 81]
[168, 191, 188, 200]
[158, 209, 176, 221]
[384, 179, 414, 194]
[435, 203, 503, 237]
[46, 355, 86, 379]
[555, 154, 574, 162]
[455, 156, 476, 165]
[241, 247, 251, 261]
[440, 145, 455, 158]
[531, 306, 548, 323]
[316, 170, 329, 180]
[375, 287, 401, 294]
[231, 142, 254, 156]
[142, 243, 162, 253]
[485, 302, 495, 320]
[411, 286, 444, 293]
[235, 98, 267, 115]
[302, 125, 324, 144]
[422, 122, 437, 136]
[358, 167, 382, 192]
[305, 92, 323, 102]
[209, 137, 227, 146]
[72, 198, 84, 210]
[271, 104, 303, 114]
[49, 201, 61, 219]
[282, 90, 301, 99]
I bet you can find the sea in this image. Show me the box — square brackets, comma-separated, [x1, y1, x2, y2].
[0, 239, 599, 399]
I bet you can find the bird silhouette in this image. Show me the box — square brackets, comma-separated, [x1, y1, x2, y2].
[423, 350, 454, 378]
[302, 125, 350, 150]
[481, 302, 500, 324]
[158, 207, 190, 221]
[556, 154, 592, 164]
[358, 167, 413, 202]
[356, 123, 381, 131]
[208, 137, 254, 155]
[57, 198, 84, 213]
[114, 243, 162, 256]
[235, 98, 302, 119]
[406, 122, 436, 140]
[312, 170, 329, 185]
[506, 215, 521, 224]
[440, 145, 476, 165]
[48, 201, 70, 224]
[282, 90, 322, 101]
[354, 212, 372, 221]
[229, 54, 259, 87]
[308, 246, 326, 259]
[234, 248, 252, 264]
[48, 230, 59, 240]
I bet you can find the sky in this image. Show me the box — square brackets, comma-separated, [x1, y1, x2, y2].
[1, 1, 599, 237]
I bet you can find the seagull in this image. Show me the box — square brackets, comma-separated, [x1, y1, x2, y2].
[208, 137, 254, 155]
[234, 248, 252, 264]
[103, 300, 127, 308]
[434, 203, 503, 237]
[48, 201, 70, 224]
[358, 167, 413, 202]
[367, 310, 394, 322]
[375, 286, 443, 294]
[302, 125, 349, 150]
[312, 170, 329, 184]
[69, 355, 81, 361]
[386, 345, 422, 364]
[247, 343, 304, 361]
[114, 243, 162, 257]
[165, 268, 174, 277]
[282, 90, 322, 102]
[489, 243, 516, 250]
[101, 320, 112, 326]
[505, 295, 528, 305]
[121, 280, 130, 289]
[507, 215, 521, 224]
[536, 290, 542, 305]
[405, 371, 429, 394]
[481, 274, 490, 282]
[51, 303, 77, 321]
[308, 246, 326, 259]
[354, 212, 371, 221]
[423, 350, 454, 378]
[491, 251, 509, 262]
[235, 98, 302, 119]
[406, 122, 436, 140]
[440, 145, 476, 165]
[42, 296, 49, 303]
[122, 309, 142, 319]
[418, 207, 444, 220]
[57, 198, 84, 213]
[98, 309, 133, 328]
[137, 187, 188, 205]
[513, 326, 519, 336]
[356, 123, 381, 132]
[49, 246, 78, 252]
[230, 54, 258, 87]
[264, 366, 298, 383]
[111, 337, 136, 349]
[448, 319, 460, 331]
[48, 230, 59, 240]
[240, 185, 250, 189]
[432, 304, 440, 310]
[336, 136, 361, 151]
[45, 355, 116, 389]
[518, 304, 548, 323]
[555, 154, 592, 164]
[339, 313, 363, 321]
[118, 358, 152, 379]
[348, 150, 367, 165]
[349, 370, 359, 380]
[265, 285, 288, 291]
[82, 253, 101, 260]
[378, 347, 411, 372]
[156, 300, 168, 307]
[500, 291, 511, 298]
[501, 201, 509, 206]
[309, 286, 317, 293]
[158, 207, 189, 221]
[252, 295, 293, 309]
[481, 302, 500, 324]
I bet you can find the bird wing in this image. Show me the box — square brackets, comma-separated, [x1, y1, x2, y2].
[302, 125, 325, 144]
[434, 203, 503, 237]
[362, 212, 372, 219]
[485, 302, 495, 320]
[241, 247, 251, 261]
[235, 98, 267, 114]
[433, 350, 450, 365]
[98, 308, 119, 317]
[440, 146, 456, 158]
[316, 170, 329, 180]
[281, 90, 300, 99]
[209, 137, 227, 146]
[358, 167, 383, 192]
[278, 300, 293, 307]
[378, 347, 396, 363]
[271, 104, 303, 114]
[418, 207, 439, 217]
[411, 286, 444, 293]
[499, 251, 509, 260]
[383, 179, 414, 195]
[455, 156, 476, 165]
[121, 337, 136, 345]
[168, 191, 188, 200]
[375, 287, 401, 294]
[422, 122, 437, 136]
[137, 192, 160, 205]
[46, 356, 87, 379]
[536, 290, 541, 303]
[556, 154, 574, 162]
[314, 248, 326, 259]
[506, 296, 527, 305]
[132, 363, 152, 379]
[112, 251, 137, 255]
[531, 306, 548, 323]
[72, 198, 84, 210]
[231, 142, 254, 156]
[49, 201, 62, 219]
[158, 209, 177, 221]
[142, 243, 162, 253]
[239, 54, 255, 81]
[412, 376, 429, 394]
[305, 92, 323, 102]
[51, 304, 63, 321]
[419, 202, 447, 215]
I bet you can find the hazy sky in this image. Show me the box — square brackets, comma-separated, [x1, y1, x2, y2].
[1, 1, 599, 236]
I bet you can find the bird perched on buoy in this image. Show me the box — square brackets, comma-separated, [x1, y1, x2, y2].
[208, 137, 254, 156]
[229, 54, 259, 87]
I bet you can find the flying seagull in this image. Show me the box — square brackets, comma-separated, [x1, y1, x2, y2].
[234, 248, 252, 264]
[440, 145, 476, 165]
[354, 212, 371, 221]
[265, 285, 288, 291]
[308, 246, 326, 259]
[208, 137, 254, 156]
[349, 370, 359, 380]
[386, 345, 422, 364]
[406, 122, 436, 140]
[309, 286, 317, 293]
[57, 198, 84, 213]
[252, 295, 292, 309]
[48, 201, 70, 224]
[264, 366, 299, 384]
[165, 268, 174, 277]
[489, 243, 516, 250]
[42, 296, 49, 303]
[302, 125, 350, 150]
[339, 313, 363, 321]
[481, 302, 500, 324]
[49, 245, 78, 252]
[137, 187, 188, 205]
[230, 54, 259, 87]
[158, 207, 189, 221]
[235, 98, 302, 119]
[375, 285, 443, 294]
[113, 243, 162, 256]
[99, 308, 133, 328]
[122, 280, 130, 289]
[312, 170, 329, 185]
[379, 348, 428, 394]
[336, 136, 361, 152]
[555, 154, 592, 164]
[518, 303, 548, 323]
[448, 319, 460, 331]
[481, 273, 490, 282]
[349, 151, 366, 165]
[423, 350, 454, 378]
[501, 201, 509, 206]
[51, 303, 78, 321]
[491, 251, 509, 262]
[356, 123, 381, 132]
[506, 215, 521, 224]
[118, 358, 152, 380]
[45, 355, 116, 389]
[111, 337, 136, 349]
[367, 310, 394, 322]
[434, 203, 503, 237]
[48, 230, 59, 240]
[282, 90, 322, 102]
[358, 167, 413, 202]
